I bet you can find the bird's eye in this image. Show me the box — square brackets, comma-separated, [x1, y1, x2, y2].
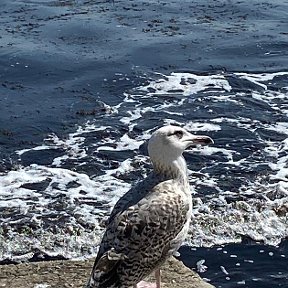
[174, 130, 184, 139]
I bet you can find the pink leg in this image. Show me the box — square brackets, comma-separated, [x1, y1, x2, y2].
[155, 269, 161, 288]
[136, 269, 161, 288]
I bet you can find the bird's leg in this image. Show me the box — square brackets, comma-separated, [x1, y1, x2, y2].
[155, 269, 161, 288]
[135, 269, 161, 288]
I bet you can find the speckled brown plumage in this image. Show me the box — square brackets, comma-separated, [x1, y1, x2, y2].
[86, 125, 213, 288]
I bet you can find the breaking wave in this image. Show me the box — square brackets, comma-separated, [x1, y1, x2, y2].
[0, 71, 287, 262]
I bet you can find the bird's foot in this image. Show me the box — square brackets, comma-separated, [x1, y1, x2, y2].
[136, 281, 157, 288]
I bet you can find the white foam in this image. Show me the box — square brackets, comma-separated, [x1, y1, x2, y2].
[211, 116, 260, 132]
[194, 146, 236, 161]
[1, 71, 288, 260]
[17, 124, 110, 167]
[184, 122, 221, 132]
[235, 71, 288, 83]
[98, 133, 144, 152]
[137, 72, 232, 96]
[196, 259, 208, 273]
[220, 266, 229, 275]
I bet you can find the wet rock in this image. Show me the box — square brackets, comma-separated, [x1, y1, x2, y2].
[20, 149, 64, 166]
[20, 179, 51, 191]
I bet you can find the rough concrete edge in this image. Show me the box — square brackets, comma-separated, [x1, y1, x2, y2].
[0, 257, 215, 288]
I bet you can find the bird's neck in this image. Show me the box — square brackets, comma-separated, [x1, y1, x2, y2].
[152, 155, 188, 183]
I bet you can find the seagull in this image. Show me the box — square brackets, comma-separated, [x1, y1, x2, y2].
[86, 125, 213, 288]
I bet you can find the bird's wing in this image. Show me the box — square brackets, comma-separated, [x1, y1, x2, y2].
[88, 181, 190, 287]
[107, 174, 160, 223]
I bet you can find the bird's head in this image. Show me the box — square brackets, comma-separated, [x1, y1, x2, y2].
[148, 125, 213, 168]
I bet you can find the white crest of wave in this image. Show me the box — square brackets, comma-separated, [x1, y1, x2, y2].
[137, 72, 232, 96]
[1, 71, 288, 260]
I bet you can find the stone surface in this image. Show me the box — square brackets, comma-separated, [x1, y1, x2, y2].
[0, 257, 215, 288]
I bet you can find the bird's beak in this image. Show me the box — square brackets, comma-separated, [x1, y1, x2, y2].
[183, 133, 214, 148]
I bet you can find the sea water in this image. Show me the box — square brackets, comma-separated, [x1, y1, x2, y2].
[0, 0, 287, 287]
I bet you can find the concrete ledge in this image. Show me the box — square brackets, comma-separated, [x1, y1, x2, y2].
[0, 257, 215, 288]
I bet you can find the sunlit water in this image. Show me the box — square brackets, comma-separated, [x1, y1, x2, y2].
[0, 0, 288, 287]
[1, 71, 288, 286]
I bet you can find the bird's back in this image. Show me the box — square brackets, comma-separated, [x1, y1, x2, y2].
[86, 175, 191, 288]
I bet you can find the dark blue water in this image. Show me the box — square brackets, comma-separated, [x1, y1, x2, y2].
[0, 1, 288, 287]
[180, 241, 288, 288]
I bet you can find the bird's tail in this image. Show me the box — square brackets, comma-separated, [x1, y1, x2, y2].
[86, 248, 127, 288]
